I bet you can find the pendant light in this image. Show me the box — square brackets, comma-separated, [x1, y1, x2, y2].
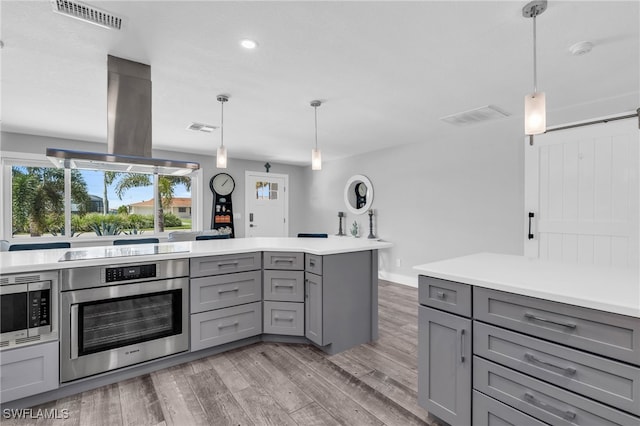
[216, 94, 229, 168]
[523, 1, 547, 135]
[311, 100, 322, 171]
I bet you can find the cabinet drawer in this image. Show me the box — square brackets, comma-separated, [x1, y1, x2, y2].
[474, 287, 640, 365]
[473, 390, 547, 426]
[190, 302, 262, 351]
[418, 275, 471, 317]
[190, 252, 261, 277]
[263, 252, 304, 270]
[190, 270, 262, 313]
[305, 254, 322, 275]
[474, 322, 640, 415]
[263, 270, 304, 302]
[474, 357, 640, 426]
[263, 301, 304, 336]
[0, 341, 59, 403]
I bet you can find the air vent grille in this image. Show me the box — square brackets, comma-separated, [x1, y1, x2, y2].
[51, 0, 123, 30]
[16, 335, 41, 345]
[0, 341, 9, 348]
[441, 105, 511, 126]
[15, 275, 40, 284]
[0, 278, 8, 285]
[187, 123, 218, 133]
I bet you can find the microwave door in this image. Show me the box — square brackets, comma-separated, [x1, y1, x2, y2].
[0, 284, 29, 341]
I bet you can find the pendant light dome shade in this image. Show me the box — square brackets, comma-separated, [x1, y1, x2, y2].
[524, 92, 546, 135]
[310, 100, 322, 171]
[216, 94, 229, 169]
[523, 0, 547, 135]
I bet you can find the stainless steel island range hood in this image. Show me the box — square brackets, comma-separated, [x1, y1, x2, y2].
[47, 55, 200, 175]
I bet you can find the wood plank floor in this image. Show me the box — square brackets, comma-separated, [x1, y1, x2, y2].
[5, 280, 433, 425]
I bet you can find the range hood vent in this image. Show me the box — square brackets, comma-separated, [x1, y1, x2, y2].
[47, 55, 200, 175]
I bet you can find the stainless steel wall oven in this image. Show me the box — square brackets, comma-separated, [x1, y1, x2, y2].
[60, 259, 189, 382]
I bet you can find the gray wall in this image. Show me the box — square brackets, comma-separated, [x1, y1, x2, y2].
[303, 119, 524, 285]
[0, 132, 309, 238]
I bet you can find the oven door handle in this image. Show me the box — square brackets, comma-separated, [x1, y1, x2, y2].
[70, 304, 79, 360]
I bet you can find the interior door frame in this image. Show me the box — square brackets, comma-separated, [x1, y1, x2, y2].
[244, 171, 289, 237]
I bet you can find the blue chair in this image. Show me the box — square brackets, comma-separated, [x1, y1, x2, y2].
[196, 234, 231, 240]
[9, 242, 71, 251]
[297, 233, 328, 238]
[113, 238, 159, 245]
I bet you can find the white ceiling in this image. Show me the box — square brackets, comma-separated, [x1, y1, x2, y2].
[1, 1, 638, 166]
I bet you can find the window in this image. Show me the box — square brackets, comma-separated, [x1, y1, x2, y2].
[256, 181, 278, 200]
[2, 155, 200, 240]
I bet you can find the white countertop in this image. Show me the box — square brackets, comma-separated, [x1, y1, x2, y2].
[414, 253, 640, 318]
[0, 237, 392, 275]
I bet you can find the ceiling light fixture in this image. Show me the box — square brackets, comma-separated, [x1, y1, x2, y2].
[523, 0, 548, 135]
[216, 95, 229, 168]
[569, 41, 594, 56]
[310, 100, 322, 171]
[240, 39, 258, 49]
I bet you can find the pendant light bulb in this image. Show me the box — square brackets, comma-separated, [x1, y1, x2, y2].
[311, 100, 322, 171]
[216, 94, 229, 169]
[523, 1, 547, 135]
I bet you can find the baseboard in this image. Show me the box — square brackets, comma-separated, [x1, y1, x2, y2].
[378, 271, 417, 288]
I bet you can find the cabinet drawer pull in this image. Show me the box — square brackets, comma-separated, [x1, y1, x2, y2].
[218, 287, 239, 294]
[218, 261, 239, 268]
[217, 321, 239, 329]
[309, 260, 316, 266]
[274, 258, 294, 263]
[524, 313, 577, 329]
[524, 392, 576, 420]
[436, 291, 446, 299]
[524, 353, 577, 376]
[274, 316, 295, 321]
[460, 329, 465, 363]
[274, 284, 295, 288]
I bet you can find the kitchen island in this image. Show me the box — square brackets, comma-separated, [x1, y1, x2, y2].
[415, 253, 640, 426]
[0, 237, 392, 407]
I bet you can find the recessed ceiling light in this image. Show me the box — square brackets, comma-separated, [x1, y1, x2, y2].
[240, 39, 258, 49]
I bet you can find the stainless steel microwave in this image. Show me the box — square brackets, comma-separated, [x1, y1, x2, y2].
[0, 271, 59, 349]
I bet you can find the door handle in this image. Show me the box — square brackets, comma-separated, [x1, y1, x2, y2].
[460, 329, 465, 363]
[524, 353, 577, 376]
[250, 224, 257, 228]
[249, 213, 254, 222]
[528, 212, 535, 240]
[524, 393, 576, 421]
[524, 313, 577, 329]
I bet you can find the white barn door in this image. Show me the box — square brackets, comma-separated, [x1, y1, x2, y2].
[524, 118, 639, 267]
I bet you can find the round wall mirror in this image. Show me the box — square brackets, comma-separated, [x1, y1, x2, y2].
[344, 175, 374, 215]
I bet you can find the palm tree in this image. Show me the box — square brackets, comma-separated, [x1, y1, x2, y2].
[103, 171, 120, 214]
[12, 167, 90, 236]
[113, 173, 191, 232]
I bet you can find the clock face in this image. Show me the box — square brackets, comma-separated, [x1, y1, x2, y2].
[356, 182, 367, 197]
[210, 173, 235, 196]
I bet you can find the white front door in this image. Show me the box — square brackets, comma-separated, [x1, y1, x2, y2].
[524, 118, 639, 267]
[245, 171, 289, 237]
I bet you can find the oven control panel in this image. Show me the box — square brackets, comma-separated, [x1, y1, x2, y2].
[105, 264, 157, 282]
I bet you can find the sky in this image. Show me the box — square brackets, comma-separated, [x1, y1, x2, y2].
[80, 170, 190, 209]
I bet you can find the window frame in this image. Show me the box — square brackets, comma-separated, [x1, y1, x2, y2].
[1, 151, 203, 242]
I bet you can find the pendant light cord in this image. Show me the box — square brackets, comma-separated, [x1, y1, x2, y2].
[532, 11, 538, 94]
[314, 105, 318, 150]
[220, 100, 225, 148]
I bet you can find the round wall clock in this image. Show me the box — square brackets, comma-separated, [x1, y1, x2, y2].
[210, 173, 235, 196]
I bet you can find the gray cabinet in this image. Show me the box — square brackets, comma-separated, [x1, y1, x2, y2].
[190, 270, 261, 313]
[305, 271, 323, 345]
[473, 390, 547, 426]
[418, 306, 471, 425]
[264, 252, 304, 270]
[263, 270, 304, 303]
[263, 301, 304, 336]
[190, 252, 261, 277]
[0, 341, 59, 402]
[191, 302, 262, 351]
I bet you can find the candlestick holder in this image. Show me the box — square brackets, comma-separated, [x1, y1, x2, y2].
[336, 211, 346, 236]
[367, 209, 376, 239]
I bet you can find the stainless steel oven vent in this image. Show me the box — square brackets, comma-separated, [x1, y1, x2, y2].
[51, 0, 122, 30]
[440, 105, 511, 126]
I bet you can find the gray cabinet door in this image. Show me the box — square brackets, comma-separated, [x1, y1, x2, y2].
[418, 306, 471, 426]
[0, 341, 59, 402]
[305, 272, 323, 345]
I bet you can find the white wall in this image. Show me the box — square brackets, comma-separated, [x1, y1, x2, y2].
[304, 119, 525, 285]
[0, 132, 309, 238]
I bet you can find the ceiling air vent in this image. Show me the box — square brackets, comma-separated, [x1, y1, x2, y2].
[51, 0, 123, 30]
[440, 105, 511, 126]
[187, 122, 218, 133]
